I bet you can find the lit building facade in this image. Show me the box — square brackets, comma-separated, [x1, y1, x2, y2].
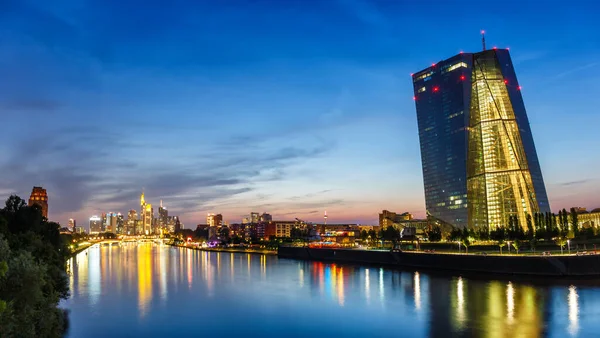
[68, 218, 76, 231]
[412, 48, 550, 230]
[207, 213, 223, 227]
[127, 209, 138, 235]
[140, 192, 153, 235]
[89, 216, 102, 234]
[28, 186, 48, 218]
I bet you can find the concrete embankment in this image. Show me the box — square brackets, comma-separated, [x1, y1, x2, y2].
[278, 246, 600, 277]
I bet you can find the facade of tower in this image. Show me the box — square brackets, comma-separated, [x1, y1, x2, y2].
[140, 192, 153, 235]
[28, 186, 48, 218]
[412, 48, 550, 230]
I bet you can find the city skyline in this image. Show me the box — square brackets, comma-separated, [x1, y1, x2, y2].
[1, 1, 600, 226]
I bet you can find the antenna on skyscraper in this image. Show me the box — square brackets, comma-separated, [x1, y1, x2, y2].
[481, 30, 486, 51]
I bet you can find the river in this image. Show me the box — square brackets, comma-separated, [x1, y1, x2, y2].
[63, 242, 600, 337]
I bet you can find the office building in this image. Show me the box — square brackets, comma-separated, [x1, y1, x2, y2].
[260, 213, 272, 222]
[412, 46, 550, 230]
[250, 212, 260, 224]
[127, 209, 138, 235]
[68, 218, 76, 232]
[28, 186, 48, 218]
[140, 191, 153, 235]
[207, 213, 223, 227]
[158, 200, 168, 228]
[89, 216, 102, 234]
[379, 210, 413, 227]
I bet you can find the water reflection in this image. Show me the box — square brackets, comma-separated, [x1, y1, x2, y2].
[65, 244, 600, 338]
[568, 286, 579, 336]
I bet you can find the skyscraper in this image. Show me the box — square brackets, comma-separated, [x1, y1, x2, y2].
[412, 47, 549, 231]
[158, 200, 168, 228]
[207, 213, 223, 227]
[127, 209, 138, 235]
[28, 186, 48, 218]
[140, 191, 153, 235]
[89, 215, 102, 234]
[68, 218, 76, 232]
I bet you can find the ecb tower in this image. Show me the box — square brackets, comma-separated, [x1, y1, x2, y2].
[412, 46, 550, 231]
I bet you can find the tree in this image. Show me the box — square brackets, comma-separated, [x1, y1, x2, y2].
[425, 225, 442, 242]
[0, 196, 69, 337]
[447, 228, 462, 242]
[461, 228, 471, 253]
[526, 216, 535, 240]
[360, 230, 368, 242]
[570, 208, 579, 238]
[512, 240, 521, 254]
[555, 236, 568, 254]
[561, 208, 569, 234]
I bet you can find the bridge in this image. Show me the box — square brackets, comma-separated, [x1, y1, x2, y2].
[93, 238, 166, 245]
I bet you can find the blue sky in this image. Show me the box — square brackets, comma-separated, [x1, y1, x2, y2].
[1, 0, 599, 227]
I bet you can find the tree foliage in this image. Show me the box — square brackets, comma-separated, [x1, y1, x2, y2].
[0, 195, 69, 337]
[425, 225, 442, 242]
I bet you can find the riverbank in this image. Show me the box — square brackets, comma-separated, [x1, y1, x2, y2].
[169, 243, 277, 256]
[68, 241, 97, 257]
[278, 246, 600, 277]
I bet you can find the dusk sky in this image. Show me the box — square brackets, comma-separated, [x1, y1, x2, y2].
[1, 0, 599, 227]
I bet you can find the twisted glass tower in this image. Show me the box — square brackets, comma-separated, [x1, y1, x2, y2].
[412, 48, 549, 231]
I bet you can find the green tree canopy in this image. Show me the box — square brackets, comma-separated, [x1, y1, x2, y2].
[0, 195, 69, 337]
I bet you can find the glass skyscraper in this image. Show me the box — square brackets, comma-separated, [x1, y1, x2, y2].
[412, 48, 550, 230]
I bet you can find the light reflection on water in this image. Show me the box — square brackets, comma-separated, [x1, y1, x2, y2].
[64, 243, 598, 337]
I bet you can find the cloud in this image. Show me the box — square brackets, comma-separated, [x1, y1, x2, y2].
[0, 120, 335, 224]
[0, 98, 63, 111]
[558, 179, 592, 187]
[553, 62, 598, 80]
[337, 0, 390, 30]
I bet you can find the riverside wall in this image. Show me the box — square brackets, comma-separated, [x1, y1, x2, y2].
[277, 246, 600, 277]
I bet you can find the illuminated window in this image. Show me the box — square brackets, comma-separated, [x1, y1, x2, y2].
[442, 62, 468, 73]
[418, 86, 426, 93]
[414, 71, 433, 82]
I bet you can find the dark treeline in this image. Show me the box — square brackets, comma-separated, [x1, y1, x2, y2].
[0, 195, 70, 337]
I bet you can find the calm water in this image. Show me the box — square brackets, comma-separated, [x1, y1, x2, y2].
[64, 243, 600, 338]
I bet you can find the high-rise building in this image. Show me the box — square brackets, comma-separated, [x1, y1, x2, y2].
[412, 47, 550, 231]
[68, 218, 76, 232]
[250, 212, 260, 224]
[89, 216, 102, 234]
[127, 209, 138, 235]
[116, 213, 124, 234]
[207, 213, 223, 227]
[28, 186, 48, 218]
[260, 213, 272, 222]
[140, 191, 153, 235]
[158, 200, 168, 228]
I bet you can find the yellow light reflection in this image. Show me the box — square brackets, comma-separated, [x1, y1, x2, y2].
[414, 272, 421, 311]
[187, 247, 192, 288]
[506, 282, 514, 324]
[568, 285, 579, 336]
[379, 268, 385, 306]
[456, 277, 465, 327]
[337, 267, 345, 306]
[299, 267, 304, 288]
[230, 253, 234, 280]
[137, 245, 152, 318]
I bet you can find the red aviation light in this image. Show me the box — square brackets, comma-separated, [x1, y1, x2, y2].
[413, 96, 417, 101]
[504, 79, 508, 84]
[431, 63, 436, 67]
[459, 51, 464, 54]
[460, 75, 466, 81]
[493, 46, 498, 50]
[433, 86, 439, 92]
[410, 73, 414, 76]
[518, 86, 522, 90]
